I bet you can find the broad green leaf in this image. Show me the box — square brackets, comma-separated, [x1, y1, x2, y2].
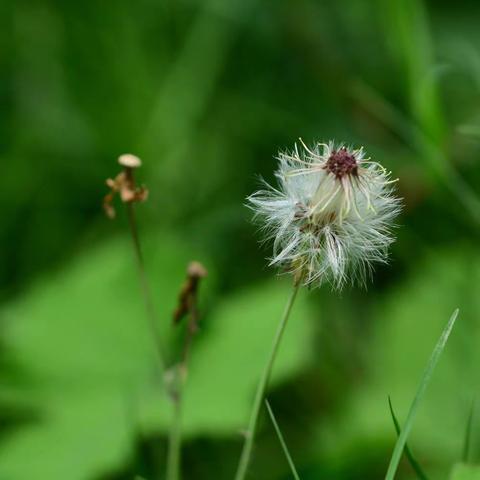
[0, 232, 212, 480]
[450, 464, 480, 480]
[0, 233, 313, 480]
[0, 392, 133, 480]
[1, 232, 213, 388]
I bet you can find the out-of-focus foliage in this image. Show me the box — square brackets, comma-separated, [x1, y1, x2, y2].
[1, 0, 480, 479]
[451, 464, 480, 480]
[0, 234, 313, 480]
[317, 249, 480, 478]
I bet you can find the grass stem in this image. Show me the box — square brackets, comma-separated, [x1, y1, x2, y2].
[166, 386, 183, 480]
[234, 282, 301, 480]
[265, 399, 300, 480]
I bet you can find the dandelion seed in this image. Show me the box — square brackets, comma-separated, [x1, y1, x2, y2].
[248, 140, 401, 289]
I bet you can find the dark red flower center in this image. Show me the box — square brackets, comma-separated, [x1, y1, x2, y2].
[324, 147, 358, 179]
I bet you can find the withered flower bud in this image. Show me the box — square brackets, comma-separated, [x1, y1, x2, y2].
[103, 153, 149, 218]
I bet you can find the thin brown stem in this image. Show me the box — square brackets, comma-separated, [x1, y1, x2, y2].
[166, 296, 199, 480]
[126, 202, 166, 372]
[166, 263, 206, 480]
[181, 295, 199, 368]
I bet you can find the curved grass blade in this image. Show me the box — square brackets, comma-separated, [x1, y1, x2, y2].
[385, 308, 459, 480]
[462, 398, 476, 463]
[265, 399, 301, 480]
[388, 395, 429, 480]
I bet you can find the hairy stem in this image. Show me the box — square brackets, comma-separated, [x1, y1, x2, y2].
[234, 282, 301, 480]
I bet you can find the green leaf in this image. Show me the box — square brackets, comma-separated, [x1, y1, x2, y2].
[379, 0, 446, 145]
[0, 233, 211, 480]
[0, 233, 313, 480]
[450, 464, 480, 480]
[385, 308, 458, 480]
[388, 395, 429, 480]
[1, 233, 213, 389]
[0, 391, 134, 480]
[462, 399, 476, 463]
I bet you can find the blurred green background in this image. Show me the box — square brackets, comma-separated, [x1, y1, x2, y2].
[1, 0, 480, 479]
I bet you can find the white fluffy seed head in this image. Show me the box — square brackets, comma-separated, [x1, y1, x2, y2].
[248, 140, 402, 289]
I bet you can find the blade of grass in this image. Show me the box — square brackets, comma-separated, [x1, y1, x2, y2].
[378, 0, 445, 145]
[385, 308, 459, 480]
[462, 398, 476, 463]
[234, 282, 301, 480]
[265, 399, 300, 480]
[388, 396, 429, 480]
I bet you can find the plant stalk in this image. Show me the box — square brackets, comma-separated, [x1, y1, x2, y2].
[166, 383, 183, 480]
[234, 281, 301, 480]
[166, 275, 201, 480]
[126, 202, 166, 372]
[265, 399, 300, 480]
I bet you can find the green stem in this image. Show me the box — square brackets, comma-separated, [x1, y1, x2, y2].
[166, 286, 200, 480]
[234, 282, 301, 480]
[166, 379, 184, 480]
[265, 399, 300, 480]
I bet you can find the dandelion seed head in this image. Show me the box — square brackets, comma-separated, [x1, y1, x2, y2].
[248, 140, 401, 289]
[324, 146, 358, 179]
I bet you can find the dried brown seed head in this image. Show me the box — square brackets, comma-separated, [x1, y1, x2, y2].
[118, 153, 142, 168]
[187, 261, 208, 279]
[103, 155, 149, 218]
[173, 261, 208, 325]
